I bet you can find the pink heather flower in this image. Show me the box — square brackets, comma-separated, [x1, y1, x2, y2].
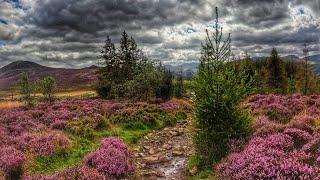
[216, 133, 319, 179]
[0, 146, 25, 173]
[253, 115, 270, 130]
[159, 100, 181, 112]
[23, 166, 105, 180]
[283, 128, 312, 145]
[85, 137, 134, 178]
[30, 132, 70, 156]
[50, 120, 67, 130]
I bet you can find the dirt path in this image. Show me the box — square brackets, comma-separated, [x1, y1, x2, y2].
[134, 118, 193, 180]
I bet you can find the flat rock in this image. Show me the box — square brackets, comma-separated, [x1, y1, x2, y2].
[172, 150, 183, 156]
[144, 156, 159, 165]
[149, 148, 156, 155]
[170, 131, 178, 136]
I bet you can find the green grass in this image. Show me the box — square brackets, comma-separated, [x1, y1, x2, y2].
[187, 155, 217, 180]
[188, 169, 216, 180]
[26, 111, 188, 175]
[26, 137, 98, 174]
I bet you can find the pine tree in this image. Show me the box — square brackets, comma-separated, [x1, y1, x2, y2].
[302, 44, 309, 95]
[242, 51, 255, 84]
[98, 36, 118, 81]
[193, 7, 254, 168]
[266, 48, 287, 93]
[174, 67, 185, 98]
[95, 32, 173, 100]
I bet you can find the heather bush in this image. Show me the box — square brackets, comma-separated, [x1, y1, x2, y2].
[260, 103, 292, 123]
[216, 132, 320, 179]
[110, 105, 161, 125]
[217, 94, 320, 179]
[253, 115, 270, 130]
[0, 98, 187, 178]
[0, 146, 25, 180]
[159, 100, 181, 112]
[66, 120, 95, 139]
[50, 120, 67, 130]
[29, 132, 70, 156]
[85, 137, 134, 178]
[23, 166, 105, 180]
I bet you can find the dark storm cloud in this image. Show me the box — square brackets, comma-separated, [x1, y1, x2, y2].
[222, 0, 290, 28]
[0, 0, 320, 68]
[163, 38, 202, 50]
[29, 0, 210, 34]
[232, 25, 320, 46]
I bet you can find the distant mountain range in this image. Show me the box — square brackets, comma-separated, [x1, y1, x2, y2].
[255, 54, 320, 74]
[166, 54, 320, 78]
[164, 62, 198, 79]
[1, 54, 320, 90]
[0, 61, 97, 91]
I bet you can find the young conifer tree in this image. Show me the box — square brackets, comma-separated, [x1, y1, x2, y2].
[266, 48, 287, 93]
[193, 7, 254, 168]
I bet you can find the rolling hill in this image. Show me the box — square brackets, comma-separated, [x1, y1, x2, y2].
[1, 55, 320, 91]
[0, 61, 98, 91]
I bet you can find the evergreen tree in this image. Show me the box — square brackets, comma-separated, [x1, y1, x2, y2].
[156, 64, 173, 100]
[95, 31, 173, 100]
[241, 52, 256, 84]
[266, 48, 287, 93]
[174, 67, 185, 98]
[193, 7, 254, 168]
[302, 44, 310, 95]
[95, 36, 118, 98]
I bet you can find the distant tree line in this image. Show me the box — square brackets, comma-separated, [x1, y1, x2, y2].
[95, 31, 184, 100]
[236, 48, 319, 95]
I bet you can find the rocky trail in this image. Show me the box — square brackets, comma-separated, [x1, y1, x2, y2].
[134, 118, 194, 180]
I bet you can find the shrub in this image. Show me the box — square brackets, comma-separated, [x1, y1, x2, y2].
[29, 133, 70, 156]
[23, 166, 104, 180]
[17, 73, 35, 107]
[217, 94, 320, 179]
[0, 147, 25, 180]
[85, 137, 134, 178]
[37, 76, 57, 103]
[261, 103, 292, 123]
[216, 132, 319, 179]
[66, 120, 95, 139]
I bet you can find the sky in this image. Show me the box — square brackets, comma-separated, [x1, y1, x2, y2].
[0, 0, 319, 68]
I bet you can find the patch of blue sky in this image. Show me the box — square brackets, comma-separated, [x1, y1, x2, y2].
[206, 21, 222, 29]
[12, 0, 23, 8]
[185, 27, 197, 34]
[299, 7, 305, 15]
[0, 19, 8, 25]
[0, 40, 6, 46]
[5, 0, 23, 9]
